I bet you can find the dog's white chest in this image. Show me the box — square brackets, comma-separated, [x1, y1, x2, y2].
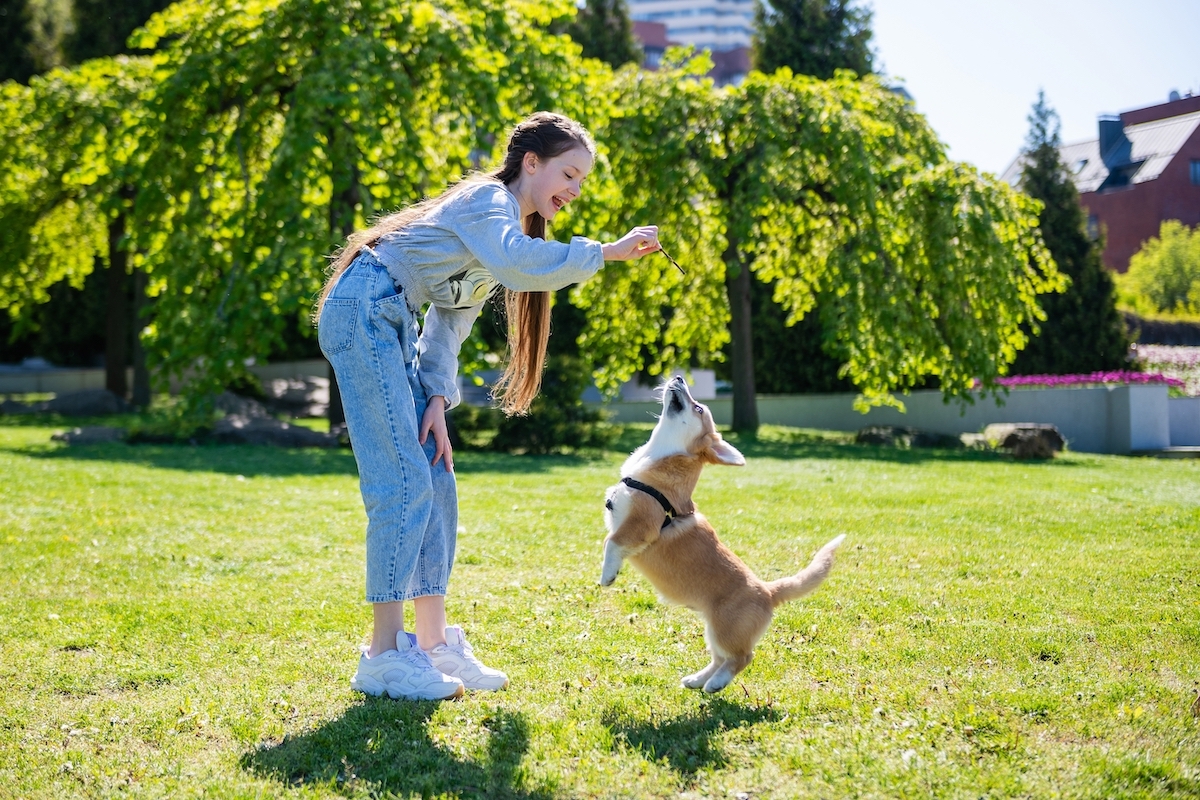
[603, 483, 637, 533]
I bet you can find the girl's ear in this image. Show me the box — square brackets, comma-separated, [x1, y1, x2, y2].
[707, 438, 745, 466]
[522, 151, 540, 174]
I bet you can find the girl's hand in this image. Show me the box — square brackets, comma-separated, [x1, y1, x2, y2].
[419, 396, 453, 472]
[602, 226, 660, 261]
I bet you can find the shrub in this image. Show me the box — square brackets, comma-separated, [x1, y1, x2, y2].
[1119, 221, 1200, 315]
[489, 354, 617, 454]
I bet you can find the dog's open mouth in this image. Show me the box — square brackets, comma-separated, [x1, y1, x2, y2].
[664, 377, 689, 416]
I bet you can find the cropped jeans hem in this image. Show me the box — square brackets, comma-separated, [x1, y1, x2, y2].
[366, 587, 448, 604]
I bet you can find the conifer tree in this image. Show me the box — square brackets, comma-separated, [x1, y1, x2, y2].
[64, 0, 173, 63]
[0, 0, 39, 83]
[1012, 92, 1128, 375]
[566, 0, 641, 69]
[751, 0, 874, 78]
[731, 0, 875, 403]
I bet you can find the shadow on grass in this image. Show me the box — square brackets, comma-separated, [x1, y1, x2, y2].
[2, 417, 1087, 476]
[603, 696, 780, 780]
[0, 437, 612, 478]
[241, 700, 550, 798]
[722, 429, 1094, 467]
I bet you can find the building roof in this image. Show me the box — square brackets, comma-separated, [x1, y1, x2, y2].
[1001, 109, 1200, 194]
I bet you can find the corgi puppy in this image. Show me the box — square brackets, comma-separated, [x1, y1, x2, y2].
[600, 375, 845, 693]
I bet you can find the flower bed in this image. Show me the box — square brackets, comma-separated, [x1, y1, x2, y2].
[1132, 345, 1200, 396]
[987, 371, 1185, 391]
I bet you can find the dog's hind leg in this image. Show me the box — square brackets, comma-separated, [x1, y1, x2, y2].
[701, 651, 752, 693]
[682, 622, 725, 689]
[681, 655, 725, 689]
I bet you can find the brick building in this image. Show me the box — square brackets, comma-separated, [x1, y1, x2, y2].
[629, 1, 751, 86]
[1003, 93, 1200, 273]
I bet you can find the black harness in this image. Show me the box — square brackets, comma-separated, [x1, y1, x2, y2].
[606, 476, 685, 529]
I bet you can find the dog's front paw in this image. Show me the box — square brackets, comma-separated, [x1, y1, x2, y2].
[600, 540, 624, 587]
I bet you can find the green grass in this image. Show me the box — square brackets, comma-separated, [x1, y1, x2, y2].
[1, 419, 1199, 798]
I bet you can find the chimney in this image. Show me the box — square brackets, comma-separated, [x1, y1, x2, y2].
[1098, 115, 1129, 166]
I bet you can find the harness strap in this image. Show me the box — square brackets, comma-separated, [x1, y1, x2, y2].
[620, 476, 683, 529]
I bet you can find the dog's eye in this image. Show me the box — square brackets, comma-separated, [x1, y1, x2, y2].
[694, 404, 703, 414]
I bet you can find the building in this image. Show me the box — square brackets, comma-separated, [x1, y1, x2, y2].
[1002, 93, 1200, 273]
[627, 0, 754, 52]
[628, 0, 752, 86]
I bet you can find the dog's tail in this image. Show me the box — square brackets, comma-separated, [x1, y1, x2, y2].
[766, 534, 846, 608]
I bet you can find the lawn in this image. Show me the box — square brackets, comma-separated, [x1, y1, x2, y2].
[1, 416, 1198, 798]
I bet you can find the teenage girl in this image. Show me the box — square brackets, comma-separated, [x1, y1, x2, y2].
[316, 112, 661, 700]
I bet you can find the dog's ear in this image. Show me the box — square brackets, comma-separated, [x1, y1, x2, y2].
[706, 438, 745, 466]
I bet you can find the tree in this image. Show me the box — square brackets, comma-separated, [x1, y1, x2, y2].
[64, 0, 174, 63]
[752, 0, 874, 79]
[0, 57, 153, 400]
[1, 0, 173, 405]
[1, 0, 39, 83]
[116, 0, 605, 421]
[1120, 221, 1200, 315]
[745, 0, 877, 400]
[1011, 92, 1128, 375]
[1, 0, 607, 423]
[572, 56, 1063, 429]
[565, 0, 641, 69]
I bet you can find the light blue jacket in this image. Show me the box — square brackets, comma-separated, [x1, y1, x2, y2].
[367, 180, 603, 408]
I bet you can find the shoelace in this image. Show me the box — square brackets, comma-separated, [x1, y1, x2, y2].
[391, 646, 437, 670]
[444, 640, 484, 666]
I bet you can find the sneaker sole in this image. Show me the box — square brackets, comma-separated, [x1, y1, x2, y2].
[351, 674, 464, 701]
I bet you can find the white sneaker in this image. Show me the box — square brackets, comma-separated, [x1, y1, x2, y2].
[426, 626, 509, 691]
[350, 632, 465, 700]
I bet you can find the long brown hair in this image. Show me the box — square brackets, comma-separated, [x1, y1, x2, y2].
[316, 112, 595, 415]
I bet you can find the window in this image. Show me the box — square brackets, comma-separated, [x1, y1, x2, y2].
[1087, 214, 1100, 241]
[1192, 159, 1200, 185]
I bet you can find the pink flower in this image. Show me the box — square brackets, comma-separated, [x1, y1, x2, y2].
[977, 372, 1185, 390]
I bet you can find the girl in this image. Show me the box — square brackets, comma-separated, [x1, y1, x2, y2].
[316, 112, 661, 700]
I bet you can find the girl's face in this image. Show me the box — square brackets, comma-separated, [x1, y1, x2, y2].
[518, 146, 593, 221]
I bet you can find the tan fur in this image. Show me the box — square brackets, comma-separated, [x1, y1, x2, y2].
[600, 376, 845, 693]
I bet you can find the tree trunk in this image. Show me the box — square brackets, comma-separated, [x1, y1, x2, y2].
[105, 210, 129, 398]
[326, 126, 361, 429]
[327, 360, 345, 428]
[725, 239, 758, 433]
[131, 265, 151, 408]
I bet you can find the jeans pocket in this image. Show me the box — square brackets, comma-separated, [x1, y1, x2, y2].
[318, 298, 359, 356]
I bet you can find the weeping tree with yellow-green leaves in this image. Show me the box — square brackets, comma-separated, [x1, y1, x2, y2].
[1, 0, 609, 424]
[0, 55, 155, 403]
[121, 0, 609, 421]
[570, 53, 1064, 430]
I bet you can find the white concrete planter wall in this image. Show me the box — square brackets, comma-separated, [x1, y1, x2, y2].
[597, 384, 1178, 455]
[1169, 397, 1200, 447]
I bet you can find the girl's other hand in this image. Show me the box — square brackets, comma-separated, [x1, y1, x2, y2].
[419, 397, 454, 472]
[602, 226, 660, 261]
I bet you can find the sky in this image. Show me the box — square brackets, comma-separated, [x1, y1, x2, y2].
[870, 0, 1200, 176]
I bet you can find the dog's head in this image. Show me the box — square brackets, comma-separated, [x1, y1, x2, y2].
[645, 375, 745, 466]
